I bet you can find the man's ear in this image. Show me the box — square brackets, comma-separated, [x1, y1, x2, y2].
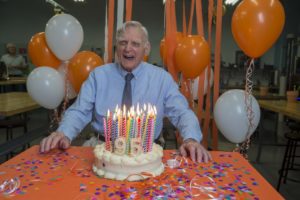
[144, 42, 151, 56]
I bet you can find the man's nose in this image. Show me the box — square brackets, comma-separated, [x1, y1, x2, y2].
[124, 42, 134, 50]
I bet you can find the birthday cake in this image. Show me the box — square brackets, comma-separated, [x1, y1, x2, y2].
[92, 104, 165, 181]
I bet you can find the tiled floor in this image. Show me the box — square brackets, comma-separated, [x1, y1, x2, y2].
[1, 108, 300, 199]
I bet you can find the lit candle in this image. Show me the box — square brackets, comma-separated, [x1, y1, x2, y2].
[117, 109, 121, 138]
[126, 111, 131, 155]
[122, 105, 127, 138]
[111, 113, 117, 151]
[136, 109, 141, 138]
[107, 110, 112, 151]
[103, 117, 109, 151]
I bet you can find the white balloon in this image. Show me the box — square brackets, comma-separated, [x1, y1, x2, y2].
[213, 89, 261, 143]
[192, 68, 214, 100]
[45, 14, 83, 61]
[57, 63, 77, 99]
[27, 67, 65, 109]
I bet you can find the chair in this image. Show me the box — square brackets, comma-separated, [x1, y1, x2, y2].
[0, 115, 27, 140]
[0, 125, 48, 162]
[161, 118, 178, 149]
[277, 122, 300, 191]
[0, 114, 28, 160]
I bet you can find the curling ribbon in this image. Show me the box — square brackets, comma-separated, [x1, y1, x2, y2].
[234, 58, 255, 159]
[189, 174, 220, 199]
[0, 177, 20, 195]
[166, 155, 188, 169]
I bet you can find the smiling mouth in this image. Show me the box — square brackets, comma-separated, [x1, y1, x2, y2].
[123, 55, 135, 61]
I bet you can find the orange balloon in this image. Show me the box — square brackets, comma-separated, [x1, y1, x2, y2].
[68, 51, 104, 93]
[160, 32, 183, 66]
[174, 35, 210, 79]
[28, 32, 61, 68]
[232, 0, 285, 58]
[143, 55, 149, 62]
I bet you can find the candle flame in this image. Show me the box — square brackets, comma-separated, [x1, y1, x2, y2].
[123, 105, 126, 116]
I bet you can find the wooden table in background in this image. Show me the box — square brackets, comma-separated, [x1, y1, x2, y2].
[0, 77, 27, 86]
[0, 92, 39, 117]
[256, 100, 300, 162]
[252, 91, 286, 100]
[258, 100, 300, 121]
[0, 77, 27, 93]
[0, 93, 45, 159]
[0, 146, 283, 199]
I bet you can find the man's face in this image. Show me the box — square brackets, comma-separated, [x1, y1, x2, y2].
[7, 46, 16, 55]
[116, 26, 150, 72]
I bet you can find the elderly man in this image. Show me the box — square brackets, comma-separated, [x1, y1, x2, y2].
[40, 21, 211, 163]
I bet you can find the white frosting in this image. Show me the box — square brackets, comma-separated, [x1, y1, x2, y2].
[93, 144, 164, 181]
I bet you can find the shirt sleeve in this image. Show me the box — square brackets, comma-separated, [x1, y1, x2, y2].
[57, 72, 97, 141]
[163, 73, 202, 142]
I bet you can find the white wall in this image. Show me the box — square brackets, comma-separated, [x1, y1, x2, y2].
[0, 0, 299, 68]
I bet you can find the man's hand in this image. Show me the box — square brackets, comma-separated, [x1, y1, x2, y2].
[179, 138, 212, 163]
[40, 131, 71, 153]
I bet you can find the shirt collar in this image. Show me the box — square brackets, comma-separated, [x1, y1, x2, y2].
[116, 62, 145, 79]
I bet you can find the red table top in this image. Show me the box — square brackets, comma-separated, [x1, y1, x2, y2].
[0, 146, 283, 199]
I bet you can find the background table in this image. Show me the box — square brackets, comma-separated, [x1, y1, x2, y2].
[0, 146, 283, 199]
[256, 100, 300, 162]
[258, 100, 300, 121]
[0, 77, 26, 86]
[0, 77, 27, 93]
[0, 92, 39, 117]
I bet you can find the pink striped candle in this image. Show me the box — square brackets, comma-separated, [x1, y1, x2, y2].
[146, 116, 153, 152]
[148, 116, 155, 152]
[103, 118, 110, 151]
[107, 110, 112, 151]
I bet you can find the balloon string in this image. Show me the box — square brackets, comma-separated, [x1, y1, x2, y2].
[124, 171, 155, 181]
[48, 109, 60, 133]
[48, 63, 70, 133]
[235, 58, 255, 159]
[245, 59, 255, 132]
[57, 61, 70, 121]
[61, 63, 70, 118]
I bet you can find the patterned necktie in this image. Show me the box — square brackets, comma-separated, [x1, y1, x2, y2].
[122, 73, 134, 108]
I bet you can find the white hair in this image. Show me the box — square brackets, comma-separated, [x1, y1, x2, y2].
[116, 21, 149, 43]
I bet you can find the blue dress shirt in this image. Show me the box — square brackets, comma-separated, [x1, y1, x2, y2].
[57, 62, 202, 142]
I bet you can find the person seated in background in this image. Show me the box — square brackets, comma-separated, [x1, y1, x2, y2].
[0, 43, 27, 76]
